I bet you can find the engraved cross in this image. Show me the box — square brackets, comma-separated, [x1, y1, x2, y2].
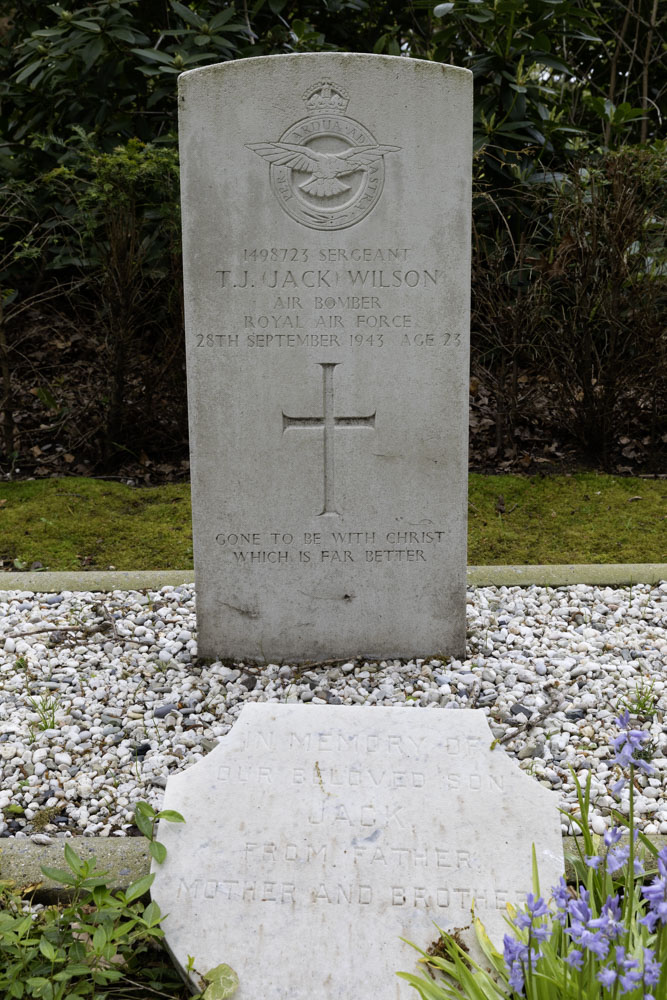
[282, 363, 375, 516]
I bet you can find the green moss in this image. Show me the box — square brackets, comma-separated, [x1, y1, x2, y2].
[0, 478, 193, 572]
[0, 473, 663, 571]
[467, 472, 665, 565]
[31, 804, 65, 832]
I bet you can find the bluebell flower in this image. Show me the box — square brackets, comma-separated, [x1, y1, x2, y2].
[579, 929, 610, 959]
[551, 877, 570, 926]
[568, 888, 591, 926]
[586, 854, 602, 870]
[604, 826, 623, 847]
[612, 776, 627, 797]
[614, 946, 642, 995]
[525, 893, 549, 919]
[657, 845, 667, 878]
[640, 847, 667, 930]
[551, 877, 569, 906]
[565, 949, 583, 970]
[589, 894, 623, 941]
[532, 923, 551, 944]
[612, 712, 655, 774]
[503, 935, 527, 994]
[643, 948, 661, 988]
[607, 845, 630, 874]
[598, 966, 617, 989]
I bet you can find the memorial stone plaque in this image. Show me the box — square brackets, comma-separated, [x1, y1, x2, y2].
[179, 54, 472, 660]
[151, 704, 564, 999]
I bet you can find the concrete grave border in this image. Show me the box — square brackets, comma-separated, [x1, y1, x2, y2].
[0, 564, 665, 596]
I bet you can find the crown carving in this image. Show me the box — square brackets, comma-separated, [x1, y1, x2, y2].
[303, 81, 349, 115]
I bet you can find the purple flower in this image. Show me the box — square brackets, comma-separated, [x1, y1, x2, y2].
[643, 948, 661, 987]
[641, 857, 667, 930]
[598, 966, 617, 989]
[641, 911, 660, 932]
[579, 929, 610, 959]
[586, 854, 602, 870]
[503, 935, 527, 994]
[567, 893, 622, 960]
[657, 845, 667, 878]
[532, 923, 551, 944]
[565, 949, 583, 970]
[513, 892, 552, 947]
[589, 894, 623, 941]
[551, 878, 569, 906]
[551, 877, 570, 926]
[607, 845, 630, 874]
[525, 893, 549, 918]
[615, 946, 642, 994]
[604, 827, 624, 847]
[613, 713, 655, 774]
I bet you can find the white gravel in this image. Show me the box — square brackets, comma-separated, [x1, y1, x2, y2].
[0, 581, 665, 842]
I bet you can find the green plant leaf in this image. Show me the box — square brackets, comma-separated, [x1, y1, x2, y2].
[125, 871, 155, 903]
[156, 809, 185, 823]
[171, 0, 206, 29]
[40, 865, 77, 885]
[131, 46, 177, 65]
[39, 937, 57, 961]
[71, 19, 102, 33]
[149, 839, 167, 863]
[133, 802, 155, 839]
[143, 899, 162, 926]
[92, 924, 107, 952]
[63, 843, 85, 876]
[202, 964, 240, 1000]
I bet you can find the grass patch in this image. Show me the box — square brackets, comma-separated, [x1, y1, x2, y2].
[0, 478, 193, 572]
[0, 473, 663, 571]
[467, 472, 665, 564]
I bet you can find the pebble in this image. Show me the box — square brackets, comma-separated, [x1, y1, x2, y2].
[154, 704, 179, 719]
[0, 581, 664, 839]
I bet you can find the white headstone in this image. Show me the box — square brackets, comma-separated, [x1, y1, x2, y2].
[178, 54, 472, 660]
[151, 704, 563, 997]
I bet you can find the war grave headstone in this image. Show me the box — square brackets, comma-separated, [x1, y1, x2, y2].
[151, 703, 564, 998]
[178, 54, 472, 660]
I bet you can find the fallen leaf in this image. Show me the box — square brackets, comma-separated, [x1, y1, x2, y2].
[627, 496, 643, 502]
[30, 445, 42, 457]
[63, 453, 75, 463]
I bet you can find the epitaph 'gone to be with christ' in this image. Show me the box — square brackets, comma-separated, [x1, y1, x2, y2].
[178, 54, 472, 660]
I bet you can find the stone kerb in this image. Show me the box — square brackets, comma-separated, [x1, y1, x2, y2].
[150, 703, 563, 998]
[1, 563, 664, 601]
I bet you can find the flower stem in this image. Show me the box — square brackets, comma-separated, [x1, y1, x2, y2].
[627, 763, 635, 929]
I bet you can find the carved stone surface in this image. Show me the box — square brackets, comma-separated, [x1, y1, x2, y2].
[179, 53, 472, 660]
[151, 703, 564, 998]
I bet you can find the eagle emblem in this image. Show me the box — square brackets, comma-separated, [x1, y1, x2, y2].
[247, 142, 400, 200]
[246, 81, 401, 231]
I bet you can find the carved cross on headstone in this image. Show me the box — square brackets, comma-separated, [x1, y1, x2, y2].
[282, 363, 375, 515]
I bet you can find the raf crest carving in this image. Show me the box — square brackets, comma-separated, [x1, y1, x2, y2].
[247, 82, 400, 231]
